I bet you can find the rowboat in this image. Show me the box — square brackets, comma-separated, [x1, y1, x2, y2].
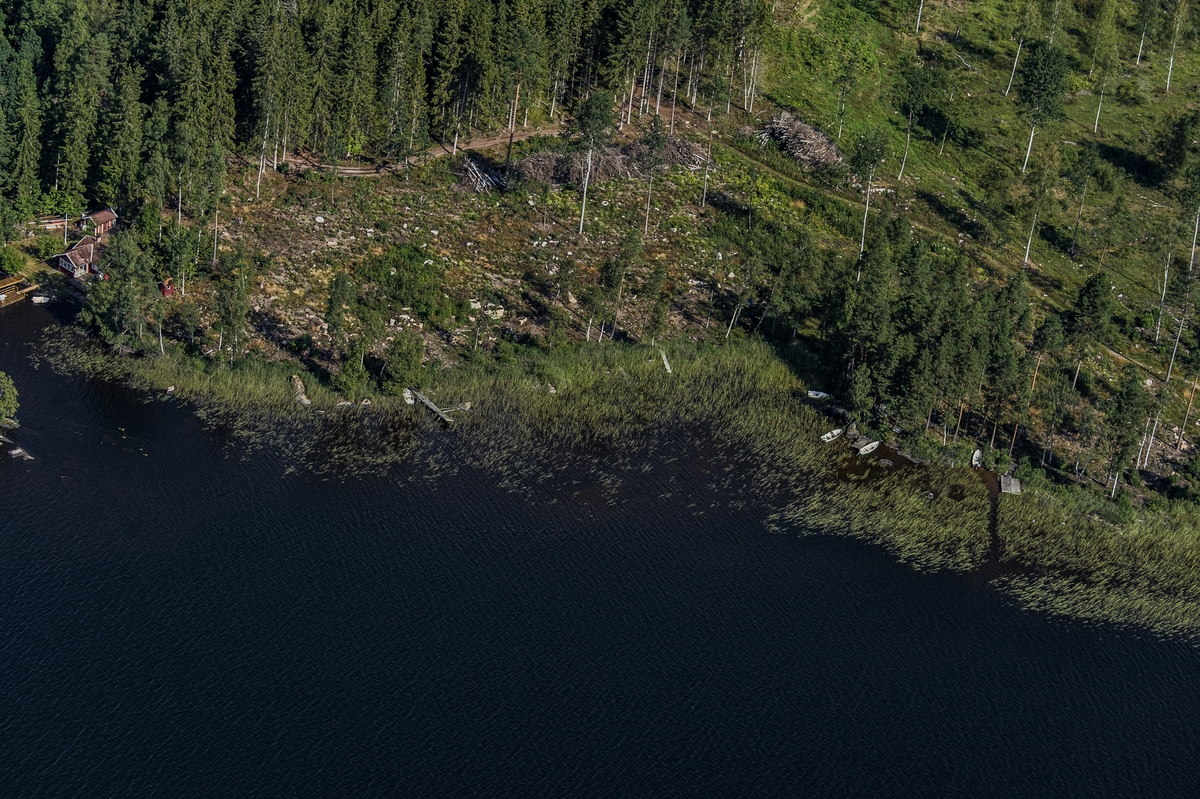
[807, 390, 831, 400]
[856, 440, 880, 456]
[820, 428, 844, 443]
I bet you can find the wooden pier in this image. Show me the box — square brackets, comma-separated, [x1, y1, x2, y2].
[0, 275, 37, 308]
[411, 389, 454, 424]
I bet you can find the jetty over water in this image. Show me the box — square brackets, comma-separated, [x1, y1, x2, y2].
[0, 275, 37, 308]
[411, 389, 454, 424]
[1000, 475, 1022, 495]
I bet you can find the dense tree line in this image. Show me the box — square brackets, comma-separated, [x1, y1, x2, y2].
[0, 0, 770, 224]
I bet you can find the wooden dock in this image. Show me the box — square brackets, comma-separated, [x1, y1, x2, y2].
[0, 275, 37, 308]
[411, 389, 454, 424]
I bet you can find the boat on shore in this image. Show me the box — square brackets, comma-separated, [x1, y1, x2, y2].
[856, 440, 880, 456]
[807, 390, 831, 400]
[820, 428, 844, 443]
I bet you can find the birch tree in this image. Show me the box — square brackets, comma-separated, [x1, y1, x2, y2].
[572, 91, 615, 234]
[849, 127, 887, 270]
[1135, 0, 1159, 65]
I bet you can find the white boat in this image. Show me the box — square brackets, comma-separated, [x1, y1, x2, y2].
[807, 390, 831, 400]
[820, 428, 844, 443]
[971, 449, 983, 468]
[856, 440, 880, 456]
[402, 388, 415, 405]
[31, 295, 50, 304]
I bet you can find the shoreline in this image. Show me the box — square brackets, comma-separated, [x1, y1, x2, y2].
[23, 306, 1200, 645]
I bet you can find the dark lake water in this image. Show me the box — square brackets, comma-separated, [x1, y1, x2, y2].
[3, 301, 1200, 797]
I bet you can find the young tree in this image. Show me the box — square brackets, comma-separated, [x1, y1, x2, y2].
[640, 114, 668, 234]
[849, 127, 888, 265]
[893, 59, 942, 180]
[1163, 0, 1193, 92]
[1015, 42, 1069, 173]
[1089, 0, 1119, 133]
[976, 161, 1014, 243]
[1106, 364, 1151, 497]
[1067, 141, 1101, 254]
[829, 15, 872, 141]
[325, 271, 357, 353]
[1023, 144, 1060, 264]
[1072, 270, 1117, 346]
[1135, 0, 1160, 64]
[600, 229, 643, 341]
[216, 269, 250, 364]
[572, 91, 615, 234]
[0, 371, 17, 421]
[1005, 0, 1042, 96]
[383, 329, 426, 393]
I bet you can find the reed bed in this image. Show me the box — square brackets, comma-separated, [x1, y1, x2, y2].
[773, 467, 991, 572]
[997, 489, 1200, 640]
[40, 325, 1200, 639]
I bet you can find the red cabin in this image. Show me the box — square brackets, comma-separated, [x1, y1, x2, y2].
[85, 208, 118, 237]
[52, 236, 107, 280]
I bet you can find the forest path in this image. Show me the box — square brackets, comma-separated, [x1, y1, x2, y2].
[281, 125, 565, 177]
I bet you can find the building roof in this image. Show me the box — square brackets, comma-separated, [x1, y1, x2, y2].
[86, 208, 117, 226]
[55, 236, 107, 271]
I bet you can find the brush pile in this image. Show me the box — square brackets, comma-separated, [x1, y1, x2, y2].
[758, 113, 842, 171]
[510, 136, 709, 186]
[459, 155, 508, 193]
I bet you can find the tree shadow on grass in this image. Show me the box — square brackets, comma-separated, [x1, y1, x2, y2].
[1026, 265, 1068, 300]
[915, 189, 984, 239]
[1039, 221, 1081, 259]
[1097, 142, 1159, 186]
[934, 29, 996, 62]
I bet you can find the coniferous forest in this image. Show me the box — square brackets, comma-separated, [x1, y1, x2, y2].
[9, 0, 1200, 634]
[0, 0, 770, 218]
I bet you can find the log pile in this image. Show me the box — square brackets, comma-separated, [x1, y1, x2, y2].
[758, 113, 842, 171]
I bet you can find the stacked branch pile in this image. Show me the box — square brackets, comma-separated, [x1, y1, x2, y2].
[758, 113, 842, 171]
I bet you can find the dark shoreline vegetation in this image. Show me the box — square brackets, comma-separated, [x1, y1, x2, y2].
[35, 323, 1200, 643]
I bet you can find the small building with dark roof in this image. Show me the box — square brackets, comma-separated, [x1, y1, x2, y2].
[85, 208, 118, 236]
[52, 236, 108, 280]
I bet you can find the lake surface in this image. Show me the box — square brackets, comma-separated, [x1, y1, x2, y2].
[3, 301, 1199, 797]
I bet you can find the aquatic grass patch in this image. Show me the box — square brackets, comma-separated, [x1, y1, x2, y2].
[773, 466, 992, 572]
[996, 487, 1200, 640]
